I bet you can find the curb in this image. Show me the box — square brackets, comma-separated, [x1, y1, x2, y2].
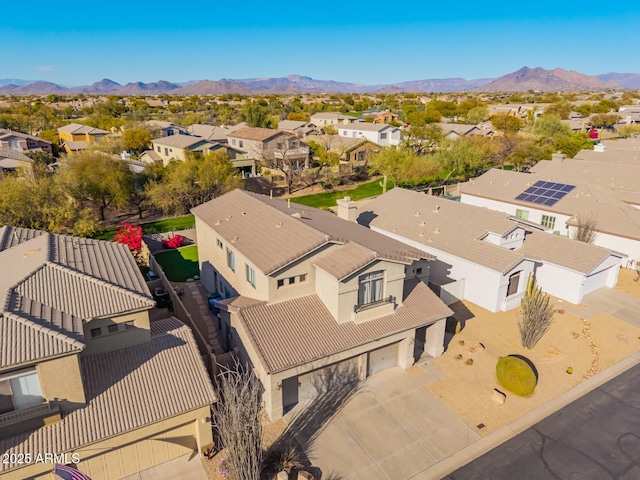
[422, 351, 640, 480]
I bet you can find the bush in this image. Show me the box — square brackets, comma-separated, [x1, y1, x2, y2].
[496, 355, 537, 396]
[161, 234, 184, 249]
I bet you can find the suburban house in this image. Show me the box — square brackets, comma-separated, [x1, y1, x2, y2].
[58, 123, 110, 155]
[366, 111, 399, 124]
[276, 120, 321, 138]
[460, 155, 640, 264]
[0, 149, 33, 173]
[437, 123, 491, 139]
[310, 135, 381, 171]
[148, 134, 219, 165]
[360, 188, 624, 312]
[338, 123, 402, 147]
[144, 120, 186, 138]
[186, 123, 232, 142]
[192, 190, 453, 419]
[227, 127, 310, 169]
[310, 112, 360, 126]
[0, 129, 52, 154]
[0, 226, 216, 480]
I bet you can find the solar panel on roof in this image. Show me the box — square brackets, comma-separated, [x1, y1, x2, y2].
[514, 181, 575, 207]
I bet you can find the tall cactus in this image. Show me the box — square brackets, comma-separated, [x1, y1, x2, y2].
[518, 274, 554, 349]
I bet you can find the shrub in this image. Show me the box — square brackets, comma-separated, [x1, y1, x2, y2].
[496, 355, 537, 396]
[113, 223, 143, 253]
[161, 234, 184, 249]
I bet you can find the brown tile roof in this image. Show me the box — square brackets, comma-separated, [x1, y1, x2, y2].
[151, 134, 210, 149]
[313, 242, 378, 280]
[191, 190, 432, 276]
[236, 279, 453, 373]
[517, 231, 619, 274]
[58, 123, 109, 135]
[227, 127, 284, 142]
[0, 226, 154, 368]
[363, 188, 524, 273]
[0, 317, 217, 474]
[460, 168, 640, 241]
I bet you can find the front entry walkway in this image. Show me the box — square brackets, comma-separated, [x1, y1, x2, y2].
[288, 364, 480, 480]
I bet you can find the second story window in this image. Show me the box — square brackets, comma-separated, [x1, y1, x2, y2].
[246, 264, 256, 288]
[217, 238, 223, 249]
[358, 271, 384, 306]
[0, 370, 44, 415]
[226, 248, 235, 272]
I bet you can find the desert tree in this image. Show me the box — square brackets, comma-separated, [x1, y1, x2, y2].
[573, 214, 598, 244]
[212, 360, 263, 480]
[518, 275, 554, 349]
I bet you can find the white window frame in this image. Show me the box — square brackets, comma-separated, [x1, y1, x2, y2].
[541, 215, 556, 230]
[226, 248, 235, 272]
[0, 369, 44, 414]
[246, 264, 256, 288]
[358, 271, 384, 305]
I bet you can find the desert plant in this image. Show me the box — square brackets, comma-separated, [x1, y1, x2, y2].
[573, 214, 598, 244]
[518, 275, 554, 349]
[212, 360, 263, 480]
[496, 355, 537, 396]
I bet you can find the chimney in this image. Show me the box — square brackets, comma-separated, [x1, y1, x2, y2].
[551, 152, 566, 163]
[336, 196, 358, 222]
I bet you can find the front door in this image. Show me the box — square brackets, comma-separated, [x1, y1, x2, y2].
[281, 376, 299, 412]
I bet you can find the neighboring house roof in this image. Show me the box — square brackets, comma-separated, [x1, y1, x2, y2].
[227, 127, 284, 142]
[437, 123, 481, 137]
[58, 123, 109, 135]
[140, 149, 162, 162]
[0, 129, 52, 145]
[63, 141, 90, 151]
[0, 226, 154, 368]
[338, 123, 398, 133]
[0, 317, 217, 474]
[152, 134, 211, 149]
[187, 123, 230, 141]
[191, 190, 432, 276]
[362, 188, 619, 274]
[311, 113, 348, 120]
[309, 135, 371, 154]
[460, 168, 640, 241]
[144, 120, 184, 130]
[0, 148, 32, 169]
[233, 279, 452, 373]
[277, 120, 308, 130]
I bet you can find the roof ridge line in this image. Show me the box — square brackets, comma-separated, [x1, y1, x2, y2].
[5, 309, 85, 350]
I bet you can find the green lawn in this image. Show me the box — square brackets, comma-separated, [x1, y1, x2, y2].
[291, 179, 387, 209]
[154, 245, 200, 282]
[93, 214, 195, 241]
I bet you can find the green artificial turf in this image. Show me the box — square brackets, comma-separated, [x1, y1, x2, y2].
[153, 245, 200, 282]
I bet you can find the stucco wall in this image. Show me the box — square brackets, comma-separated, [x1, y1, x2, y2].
[37, 354, 86, 414]
[82, 310, 151, 356]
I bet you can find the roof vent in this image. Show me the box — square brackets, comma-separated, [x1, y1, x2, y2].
[418, 221, 426, 227]
[413, 211, 420, 217]
[241, 212, 247, 216]
[275, 222, 283, 228]
[291, 212, 301, 219]
[433, 228, 440, 234]
[214, 219, 221, 225]
[226, 215, 232, 221]
[231, 236, 238, 243]
[433, 205, 440, 213]
[418, 232, 424, 237]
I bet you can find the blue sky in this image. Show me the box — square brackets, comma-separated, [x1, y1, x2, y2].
[3, 1, 640, 86]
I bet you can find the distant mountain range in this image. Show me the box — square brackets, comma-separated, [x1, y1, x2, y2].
[1, 67, 639, 95]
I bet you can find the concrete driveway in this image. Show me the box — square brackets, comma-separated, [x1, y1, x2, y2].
[288, 363, 480, 480]
[562, 288, 640, 328]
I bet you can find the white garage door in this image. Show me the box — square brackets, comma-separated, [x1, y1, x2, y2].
[367, 342, 399, 376]
[299, 357, 359, 400]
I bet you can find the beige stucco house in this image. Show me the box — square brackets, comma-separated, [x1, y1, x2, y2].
[227, 127, 310, 169]
[192, 190, 452, 420]
[0, 227, 216, 480]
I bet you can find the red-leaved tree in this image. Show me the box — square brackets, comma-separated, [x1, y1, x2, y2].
[113, 223, 143, 253]
[162, 234, 184, 249]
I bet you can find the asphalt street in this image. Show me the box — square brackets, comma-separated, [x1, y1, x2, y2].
[446, 363, 640, 480]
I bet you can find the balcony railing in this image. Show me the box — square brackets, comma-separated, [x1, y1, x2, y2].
[0, 402, 56, 428]
[354, 295, 396, 313]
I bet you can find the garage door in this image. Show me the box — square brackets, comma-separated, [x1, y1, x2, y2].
[299, 357, 359, 400]
[367, 343, 399, 376]
[78, 423, 197, 480]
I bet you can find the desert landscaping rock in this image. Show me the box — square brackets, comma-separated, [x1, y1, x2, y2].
[491, 389, 506, 405]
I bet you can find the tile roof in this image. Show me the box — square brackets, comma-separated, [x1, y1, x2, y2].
[151, 134, 210, 149]
[227, 127, 285, 142]
[362, 188, 524, 273]
[235, 280, 452, 373]
[58, 123, 109, 135]
[0, 128, 51, 144]
[192, 190, 432, 276]
[0, 317, 216, 474]
[0, 148, 32, 162]
[312, 242, 378, 280]
[0, 226, 154, 368]
[187, 124, 230, 141]
[338, 123, 396, 133]
[364, 188, 621, 275]
[140, 149, 162, 162]
[460, 168, 640, 241]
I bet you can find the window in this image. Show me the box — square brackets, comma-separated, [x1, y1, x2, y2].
[0, 370, 44, 414]
[8, 139, 19, 150]
[541, 215, 556, 230]
[157, 146, 161, 152]
[108, 324, 119, 334]
[239, 140, 244, 148]
[507, 272, 521, 297]
[516, 209, 529, 220]
[246, 264, 256, 288]
[164, 147, 169, 156]
[288, 276, 295, 285]
[352, 132, 357, 138]
[226, 248, 235, 272]
[380, 133, 387, 140]
[358, 271, 384, 305]
[90, 327, 102, 338]
[231, 139, 236, 145]
[299, 274, 307, 282]
[277, 279, 284, 288]
[357, 151, 366, 161]
[216, 238, 223, 249]
[416, 267, 423, 275]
